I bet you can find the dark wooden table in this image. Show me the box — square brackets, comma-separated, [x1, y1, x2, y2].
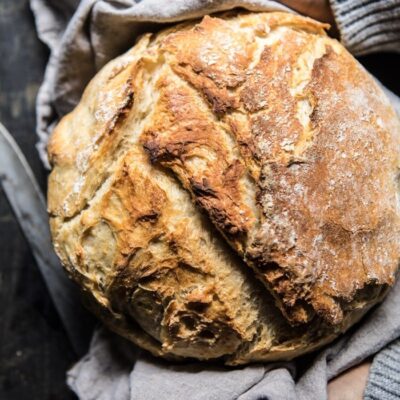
[0, 1, 77, 399]
[0, 1, 399, 399]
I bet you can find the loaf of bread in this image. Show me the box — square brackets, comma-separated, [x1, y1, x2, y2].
[47, 11, 400, 365]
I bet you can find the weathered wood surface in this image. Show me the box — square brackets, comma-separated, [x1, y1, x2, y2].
[0, 0, 399, 399]
[0, 1, 77, 399]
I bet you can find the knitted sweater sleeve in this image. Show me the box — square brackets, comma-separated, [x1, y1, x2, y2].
[364, 338, 400, 400]
[329, 0, 400, 55]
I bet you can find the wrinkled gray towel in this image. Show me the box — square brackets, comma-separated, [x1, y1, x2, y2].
[30, 1, 400, 399]
[70, 277, 400, 400]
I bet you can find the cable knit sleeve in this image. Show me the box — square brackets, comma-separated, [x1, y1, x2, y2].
[364, 338, 400, 400]
[329, 0, 400, 55]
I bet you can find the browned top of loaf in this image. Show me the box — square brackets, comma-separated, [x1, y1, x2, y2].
[47, 11, 400, 363]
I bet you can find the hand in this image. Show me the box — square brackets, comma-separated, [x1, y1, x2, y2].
[327, 361, 371, 400]
[278, 0, 334, 23]
[278, 0, 338, 35]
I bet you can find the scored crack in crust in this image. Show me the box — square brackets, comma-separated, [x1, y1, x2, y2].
[47, 11, 400, 364]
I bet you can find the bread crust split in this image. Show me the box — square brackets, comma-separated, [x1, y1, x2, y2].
[47, 11, 400, 364]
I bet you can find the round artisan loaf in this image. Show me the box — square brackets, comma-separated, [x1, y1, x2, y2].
[47, 11, 400, 365]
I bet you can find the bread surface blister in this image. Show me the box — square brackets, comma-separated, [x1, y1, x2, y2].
[47, 11, 400, 365]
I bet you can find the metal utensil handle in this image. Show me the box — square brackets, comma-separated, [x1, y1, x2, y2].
[0, 122, 93, 356]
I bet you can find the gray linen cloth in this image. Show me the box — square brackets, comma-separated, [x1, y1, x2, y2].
[30, 1, 400, 399]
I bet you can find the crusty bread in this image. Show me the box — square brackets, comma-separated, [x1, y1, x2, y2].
[47, 11, 400, 365]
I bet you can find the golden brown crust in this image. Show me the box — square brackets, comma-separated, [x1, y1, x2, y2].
[246, 45, 400, 324]
[142, 75, 257, 248]
[48, 11, 400, 364]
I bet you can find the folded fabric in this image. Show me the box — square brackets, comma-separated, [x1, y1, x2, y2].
[68, 275, 400, 400]
[30, 1, 400, 399]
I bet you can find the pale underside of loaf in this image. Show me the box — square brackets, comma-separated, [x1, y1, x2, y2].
[47, 12, 400, 364]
